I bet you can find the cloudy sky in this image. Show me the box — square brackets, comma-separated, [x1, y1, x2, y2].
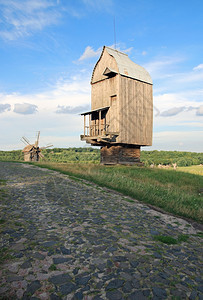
[0, 0, 202, 152]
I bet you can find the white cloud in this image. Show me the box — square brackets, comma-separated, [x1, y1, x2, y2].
[154, 90, 203, 112]
[193, 64, 203, 71]
[150, 55, 203, 116]
[56, 105, 90, 114]
[160, 107, 185, 117]
[0, 103, 11, 113]
[0, 75, 91, 113]
[14, 103, 38, 114]
[78, 46, 102, 61]
[107, 43, 133, 54]
[154, 93, 203, 120]
[122, 47, 133, 54]
[78, 44, 134, 62]
[153, 105, 160, 117]
[143, 56, 184, 79]
[54, 76, 91, 95]
[175, 70, 203, 84]
[0, 0, 60, 40]
[154, 93, 188, 111]
[196, 105, 203, 116]
[145, 55, 203, 96]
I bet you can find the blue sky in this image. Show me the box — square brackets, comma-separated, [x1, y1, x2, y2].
[0, 0, 202, 151]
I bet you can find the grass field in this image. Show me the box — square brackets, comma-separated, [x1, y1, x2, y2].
[34, 162, 203, 224]
[177, 165, 203, 176]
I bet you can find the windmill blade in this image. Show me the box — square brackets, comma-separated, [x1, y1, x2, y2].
[21, 138, 27, 145]
[39, 153, 44, 158]
[40, 144, 53, 149]
[35, 131, 40, 147]
[22, 136, 31, 145]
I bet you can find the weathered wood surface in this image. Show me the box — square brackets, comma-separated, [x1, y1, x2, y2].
[119, 77, 153, 146]
[101, 145, 141, 165]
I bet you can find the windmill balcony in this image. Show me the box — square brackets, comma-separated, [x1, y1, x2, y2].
[80, 106, 119, 144]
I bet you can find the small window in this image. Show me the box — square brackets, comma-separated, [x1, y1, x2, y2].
[103, 67, 117, 78]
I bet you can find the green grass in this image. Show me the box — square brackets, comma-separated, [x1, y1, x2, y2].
[177, 234, 189, 242]
[154, 235, 178, 245]
[0, 247, 13, 264]
[0, 179, 6, 186]
[49, 264, 57, 271]
[196, 232, 203, 237]
[32, 162, 203, 224]
[0, 180, 7, 204]
[154, 234, 189, 245]
[123, 198, 135, 203]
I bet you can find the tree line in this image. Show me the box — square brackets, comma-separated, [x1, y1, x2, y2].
[0, 148, 202, 167]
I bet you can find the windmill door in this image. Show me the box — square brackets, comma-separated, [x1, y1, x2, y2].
[109, 95, 119, 133]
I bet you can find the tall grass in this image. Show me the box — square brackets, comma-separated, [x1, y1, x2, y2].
[35, 162, 203, 223]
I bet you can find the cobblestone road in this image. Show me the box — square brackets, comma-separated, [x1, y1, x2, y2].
[0, 162, 202, 299]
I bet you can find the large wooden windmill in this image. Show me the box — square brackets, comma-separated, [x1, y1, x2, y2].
[80, 46, 153, 164]
[21, 131, 52, 162]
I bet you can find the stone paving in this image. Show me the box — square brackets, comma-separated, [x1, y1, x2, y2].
[0, 162, 202, 300]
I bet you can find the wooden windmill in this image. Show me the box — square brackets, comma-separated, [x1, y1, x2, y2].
[21, 131, 52, 162]
[81, 46, 153, 164]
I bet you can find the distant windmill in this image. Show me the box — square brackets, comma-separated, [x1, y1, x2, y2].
[21, 131, 53, 162]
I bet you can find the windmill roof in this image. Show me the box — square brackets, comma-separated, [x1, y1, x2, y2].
[22, 145, 34, 152]
[93, 46, 152, 84]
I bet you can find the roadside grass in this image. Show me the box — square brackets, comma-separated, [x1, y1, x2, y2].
[33, 162, 203, 224]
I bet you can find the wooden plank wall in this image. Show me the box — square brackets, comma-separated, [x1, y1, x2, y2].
[91, 76, 117, 110]
[91, 77, 120, 134]
[118, 76, 153, 146]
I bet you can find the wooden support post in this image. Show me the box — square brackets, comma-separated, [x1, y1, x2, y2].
[99, 110, 101, 135]
[104, 115, 107, 134]
[89, 114, 91, 136]
[84, 115, 86, 136]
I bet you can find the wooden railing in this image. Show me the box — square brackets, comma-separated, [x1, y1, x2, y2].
[84, 123, 109, 137]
